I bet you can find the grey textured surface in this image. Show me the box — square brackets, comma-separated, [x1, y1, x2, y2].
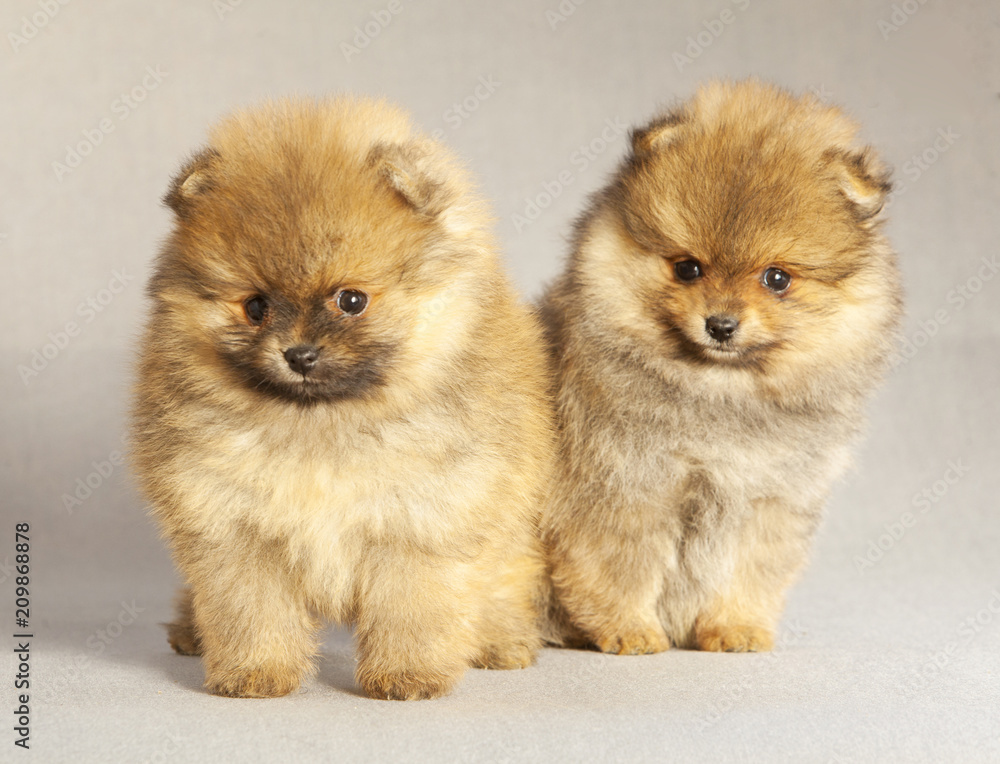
[3, 0, 999, 761]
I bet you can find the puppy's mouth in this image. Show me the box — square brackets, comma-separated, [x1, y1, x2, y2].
[248, 368, 381, 406]
[228, 343, 399, 407]
[664, 325, 773, 368]
[254, 371, 335, 402]
[702, 344, 745, 360]
[697, 341, 757, 365]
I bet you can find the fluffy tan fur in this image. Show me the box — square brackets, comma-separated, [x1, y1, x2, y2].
[541, 80, 902, 653]
[131, 97, 555, 699]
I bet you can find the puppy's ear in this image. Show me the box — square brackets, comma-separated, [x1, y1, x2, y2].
[630, 111, 686, 157]
[163, 148, 220, 216]
[825, 148, 892, 223]
[368, 142, 452, 217]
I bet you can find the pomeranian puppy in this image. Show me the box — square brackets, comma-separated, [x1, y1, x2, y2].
[130, 97, 554, 699]
[541, 80, 902, 654]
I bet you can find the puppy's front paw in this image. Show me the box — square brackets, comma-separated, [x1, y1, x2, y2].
[594, 624, 671, 655]
[695, 624, 774, 653]
[473, 640, 538, 670]
[357, 669, 457, 701]
[205, 665, 302, 698]
[166, 620, 202, 656]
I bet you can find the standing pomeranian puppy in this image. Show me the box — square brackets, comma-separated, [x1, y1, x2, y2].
[541, 80, 902, 654]
[131, 98, 554, 699]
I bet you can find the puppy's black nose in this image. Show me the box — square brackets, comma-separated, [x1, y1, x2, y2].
[705, 315, 739, 342]
[284, 345, 319, 375]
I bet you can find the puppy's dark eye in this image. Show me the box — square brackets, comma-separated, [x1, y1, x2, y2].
[243, 295, 268, 326]
[674, 259, 703, 282]
[336, 289, 368, 316]
[762, 268, 791, 293]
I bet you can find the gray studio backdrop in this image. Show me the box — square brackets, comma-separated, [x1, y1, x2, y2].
[3, 1, 998, 762]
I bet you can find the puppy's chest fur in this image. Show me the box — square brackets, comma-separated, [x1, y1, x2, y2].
[580, 359, 854, 522]
[172, 397, 495, 561]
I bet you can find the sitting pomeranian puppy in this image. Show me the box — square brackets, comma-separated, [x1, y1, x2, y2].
[541, 80, 902, 654]
[131, 98, 554, 699]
